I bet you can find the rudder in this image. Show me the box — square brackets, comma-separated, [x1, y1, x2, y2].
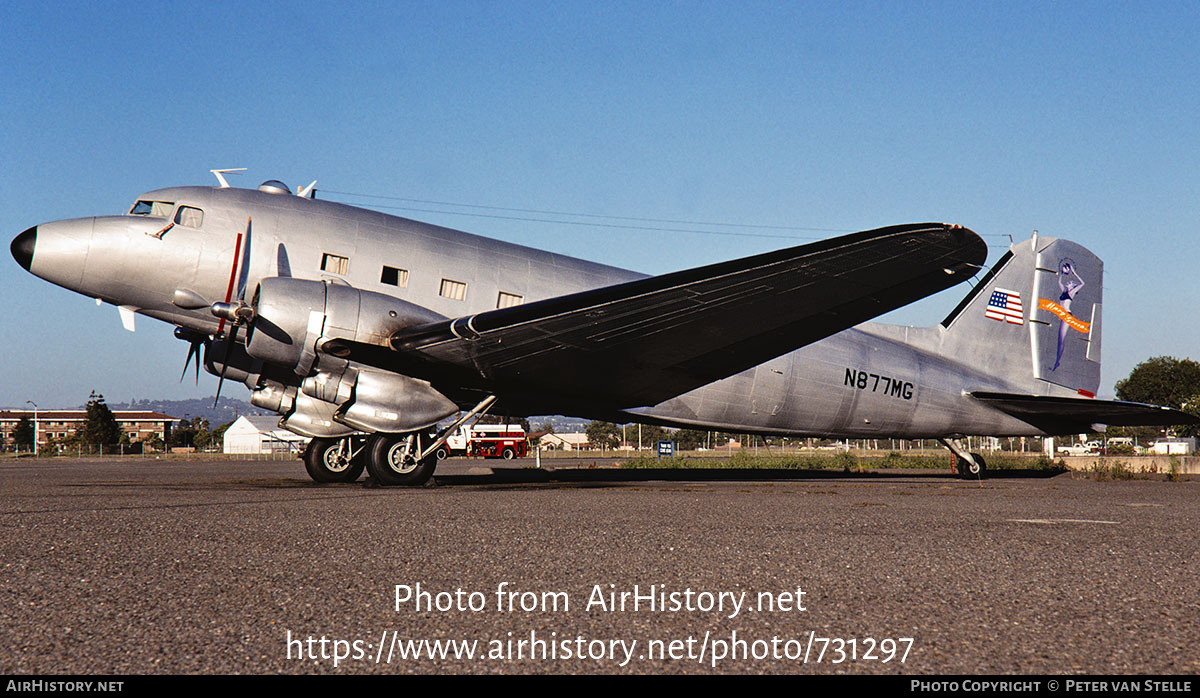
[940, 233, 1102, 397]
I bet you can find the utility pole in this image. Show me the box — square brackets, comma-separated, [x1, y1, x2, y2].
[25, 400, 38, 457]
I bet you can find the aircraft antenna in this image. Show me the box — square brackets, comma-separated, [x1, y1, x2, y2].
[211, 168, 248, 188]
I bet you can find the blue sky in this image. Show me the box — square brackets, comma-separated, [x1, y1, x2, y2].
[2, 1, 1197, 407]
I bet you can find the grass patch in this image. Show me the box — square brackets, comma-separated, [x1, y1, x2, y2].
[1087, 458, 1135, 481]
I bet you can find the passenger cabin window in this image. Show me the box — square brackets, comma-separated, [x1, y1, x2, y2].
[174, 206, 203, 228]
[130, 200, 174, 217]
[381, 266, 408, 287]
[497, 291, 524, 308]
[440, 278, 467, 301]
[321, 253, 349, 275]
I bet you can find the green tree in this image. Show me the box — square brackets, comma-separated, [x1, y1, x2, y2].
[144, 434, 164, 453]
[1114, 356, 1200, 439]
[193, 427, 213, 452]
[673, 428, 708, 451]
[211, 421, 234, 451]
[167, 419, 191, 447]
[1114, 356, 1200, 409]
[13, 417, 35, 450]
[626, 423, 667, 449]
[585, 421, 621, 450]
[81, 391, 121, 447]
[169, 417, 209, 449]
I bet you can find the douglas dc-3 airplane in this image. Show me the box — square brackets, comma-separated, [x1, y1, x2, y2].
[11, 172, 1195, 485]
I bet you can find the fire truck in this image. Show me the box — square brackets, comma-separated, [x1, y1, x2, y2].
[435, 424, 528, 460]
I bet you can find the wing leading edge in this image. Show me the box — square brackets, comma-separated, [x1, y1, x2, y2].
[332, 223, 987, 412]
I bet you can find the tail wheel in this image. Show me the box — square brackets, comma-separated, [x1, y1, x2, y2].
[366, 432, 438, 486]
[957, 452, 987, 479]
[304, 437, 365, 483]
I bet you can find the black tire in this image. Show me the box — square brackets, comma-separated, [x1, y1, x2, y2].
[365, 432, 438, 486]
[304, 437, 365, 483]
[957, 452, 987, 479]
[500, 446, 516, 460]
[435, 446, 449, 461]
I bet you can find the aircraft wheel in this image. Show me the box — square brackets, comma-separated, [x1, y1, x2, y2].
[304, 437, 365, 483]
[366, 432, 438, 487]
[500, 447, 516, 460]
[957, 452, 987, 479]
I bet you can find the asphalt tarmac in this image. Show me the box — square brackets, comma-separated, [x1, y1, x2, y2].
[1, 457, 1196, 675]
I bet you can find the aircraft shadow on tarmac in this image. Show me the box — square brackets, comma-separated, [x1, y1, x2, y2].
[401, 466, 1068, 488]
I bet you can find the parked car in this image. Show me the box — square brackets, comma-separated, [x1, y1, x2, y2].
[1057, 443, 1094, 456]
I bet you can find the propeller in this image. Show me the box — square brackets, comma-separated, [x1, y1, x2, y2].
[210, 217, 255, 407]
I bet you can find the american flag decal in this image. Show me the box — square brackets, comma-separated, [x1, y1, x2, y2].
[985, 288, 1024, 324]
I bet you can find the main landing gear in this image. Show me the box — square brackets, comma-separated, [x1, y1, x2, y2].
[308, 394, 499, 487]
[304, 436, 367, 483]
[364, 431, 440, 487]
[303, 432, 442, 486]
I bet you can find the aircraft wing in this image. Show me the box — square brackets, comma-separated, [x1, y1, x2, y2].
[970, 392, 1200, 434]
[331, 223, 986, 412]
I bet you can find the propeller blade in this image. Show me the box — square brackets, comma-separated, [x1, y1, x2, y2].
[211, 218, 255, 406]
[213, 322, 239, 408]
[174, 327, 209, 386]
[180, 340, 200, 384]
[236, 217, 252, 302]
[216, 217, 251, 336]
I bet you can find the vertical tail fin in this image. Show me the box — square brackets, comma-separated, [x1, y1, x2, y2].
[940, 234, 1103, 397]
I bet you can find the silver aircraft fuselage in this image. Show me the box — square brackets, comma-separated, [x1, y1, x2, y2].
[15, 182, 1080, 440]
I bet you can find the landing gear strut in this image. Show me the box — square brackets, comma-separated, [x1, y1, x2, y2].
[365, 431, 439, 487]
[304, 436, 366, 483]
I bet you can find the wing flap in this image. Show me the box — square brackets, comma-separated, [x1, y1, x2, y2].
[334, 223, 987, 411]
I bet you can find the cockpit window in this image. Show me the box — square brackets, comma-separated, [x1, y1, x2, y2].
[174, 206, 203, 227]
[130, 200, 174, 217]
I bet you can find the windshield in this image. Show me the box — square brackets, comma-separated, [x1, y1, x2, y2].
[129, 200, 174, 217]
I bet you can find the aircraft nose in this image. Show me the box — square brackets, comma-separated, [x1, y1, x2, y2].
[11, 226, 36, 271]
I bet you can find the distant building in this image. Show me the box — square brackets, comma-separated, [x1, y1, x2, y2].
[539, 432, 591, 450]
[222, 415, 308, 454]
[1150, 437, 1195, 456]
[0, 409, 176, 450]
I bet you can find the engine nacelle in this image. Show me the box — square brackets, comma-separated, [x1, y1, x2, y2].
[250, 380, 297, 415]
[243, 278, 459, 435]
[245, 277, 445, 376]
[204, 337, 262, 385]
[334, 369, 458, 433]
[279, 391, 358, 439]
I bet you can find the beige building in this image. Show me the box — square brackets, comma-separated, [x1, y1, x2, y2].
[0, 409, 176, 450]
[538, 432, 591, 450]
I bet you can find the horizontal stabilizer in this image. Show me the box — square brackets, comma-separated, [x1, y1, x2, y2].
[970, 391, 1199, 435]
[333, 223, 986, 413]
